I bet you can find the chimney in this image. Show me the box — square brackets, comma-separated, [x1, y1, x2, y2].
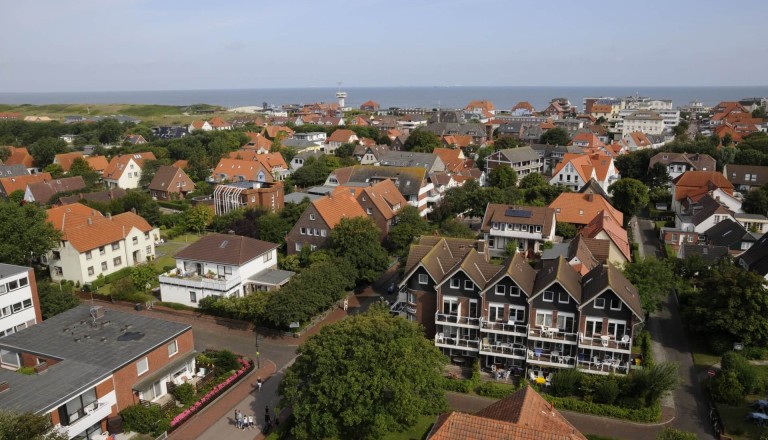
[106, 213, 111, 220]
[586, 193, 594, 202]
[34, 362, 48, 375]
[477, 240, 487, 259]
[87, 217, 92, 225]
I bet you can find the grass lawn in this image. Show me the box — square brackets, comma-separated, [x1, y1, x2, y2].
[154, 233, 204, 272]
[717, 395, 768, 440]
[689, 338, 721, 372]
[0, 103, 227, 125]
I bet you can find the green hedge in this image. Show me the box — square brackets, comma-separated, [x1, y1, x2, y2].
[156, 301, 197, 311]
[441, 377, 474, 393]
[637, 330, 654, 368]
[544, 396, 661, 423]
[157, 200, 190, 211]
[91, 267, 135, 289]
[475, 381, 517, 399]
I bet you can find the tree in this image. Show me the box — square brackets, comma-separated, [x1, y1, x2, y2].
[0, 201, 61, 265]
[183, 204, 213, 234]
[623, 258, 678, 314]
[330, 217, 389, 283]
[0, 146, 10, 162]
[131, 263, 157, 291]
[518, 172, 548, 189]
[488, 166, 517, 189]
[753, 107, 767, 119]
[138, 159, 168, 187]
[475, 146, 493, 171]
[112, 190, 161, 225]
[493, 136, 521, 150]
[403, 129, 441, 153]
[387, 206, 431, 256]
[555, 222, 577, 239]
[29, 137, 67, 168]
[539, 127, 569, 146]
[0, 410, 68, 440]
[684, 262, 768, 346]
[608, 178, 649, 223]
[96, 119, 124, 144]
[37, 282, 80, 319]
[43, 164, 65, 179]
[67, 157, 100, 188]
[334, 142, 356, 158]
[279, 304, 447, 440]
[742, 188, 768, 215]
[646, 162, 670, 189]
[722, 133, 733, 147]
[438, 219, 475, 238]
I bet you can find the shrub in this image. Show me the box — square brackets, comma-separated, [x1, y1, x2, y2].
[210, 350, 240, 373]
[708, 333, 733, 355]
[16, 366, 35, 375]
[120, 405, 169, 436]
[544, 395, 661, 422]
[720, 351, 764, 395]
[172, 383, 196, 406]
[743, 346, 768, 360]
[475, 381, 516, 398]
[441, 377, 473, 393]
[656, 427, 698, 440]
[156, 301, 196, 311]
[104, 266, 134, 284]
[551, 368, 581, 397]
[594, 378, 620, 405]
[710, 370, 744, 405]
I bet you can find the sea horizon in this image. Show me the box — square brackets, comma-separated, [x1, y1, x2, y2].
[1, 85, 767, 112]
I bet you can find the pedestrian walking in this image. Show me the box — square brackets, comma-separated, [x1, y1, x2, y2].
[248, 414, 254, 430]
[265, 405, 270, 415]
[343, 297, 348, 311]
[256, 376, 262, 391]
[235, 410, 242, 429]
[265, 413, 272, 428]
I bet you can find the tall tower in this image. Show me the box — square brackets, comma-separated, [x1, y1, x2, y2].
[336, 81, 347, 108]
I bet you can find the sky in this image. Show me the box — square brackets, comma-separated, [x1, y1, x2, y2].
[2, 0, 767, 92]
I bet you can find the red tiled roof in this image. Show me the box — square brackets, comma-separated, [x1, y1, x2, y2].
[549, 193, 623, 226]
[103, 152, 157, 181]
[4, 147, 35, 168]
[465, 100, 496, 112]
[312, 192, 368, 228]
[228, 150, 288, 170]
[54, 152, 85, 171]
[86, 156, 109, 173]
[0, 173, 52, 195]
[568, 132, 606, 149]
[46, 203, 154, 253]
[672, 171, 734, 201]
[580, 211, 631, 262]
[213, 158, 273, 182]
[512, 101, 535, 112]
[328, 129, 358, 143]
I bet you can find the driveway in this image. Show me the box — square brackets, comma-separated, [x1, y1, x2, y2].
[631, 216, 663, 259]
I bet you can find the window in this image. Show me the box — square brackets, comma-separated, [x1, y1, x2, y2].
[295, 243, 302, 252]
[314, 228, 319, 236]
[22, 299, 31, 308]
[543, 291, 554, 302]
[607, 320, 627, 338]
[263, 252, 273, 263]
[136, 357, 149, 376]
[101, 262, 108, 271]
[146, 245, 152, 255]
[464, 280, 474, 290]
[189, 291, 197, 303]
[309, 214, 316, 220]
[132, 237, 139, 245]
[558, 291, 569, 304]
[489, 303, 504, 322]
[99, 246, 105, 255]
[610, 298, 622, 310]
[0, 349, 20, 367]
[86, 251, 92, 260]
[168, 340, 178, 357]
[594, 298, 605, 309]
[112, 243, 120, 251]
[54, 267, 63, 276]
[418, 274, 428, 285]
[488, 238, 495, 248]
[320, 229, 327, 237]
[585, 318, 603, 337]
[300, 227, 306, 235]
[535, 311, 553, 327]
[556, 313, 575, 333]
[442, 297, 458, 315]
[87, 267, 95, 276]
[145, 232, 150, 240]
[0, 285, 5, 294]
[509, 305, 525, 322]
[7, 280, 18, 291]
[18, 277, 27, 287]
[495, 285, 504, 295]
[450, 278, 460, 289]
[366, 208, 373, 215]
[521, 225, 528, 232]
[113, 257, 122, 267]
[12, 302, 21, 312]
[687, 235, 693, 243]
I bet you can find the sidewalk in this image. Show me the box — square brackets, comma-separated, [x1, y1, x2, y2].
[169, 360, 277, 440]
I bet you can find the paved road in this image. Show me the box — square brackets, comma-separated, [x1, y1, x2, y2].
[632, 216, 715, 438]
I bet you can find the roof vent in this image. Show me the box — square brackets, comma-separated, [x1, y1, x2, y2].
[220, 240, 229, 249]
[117, 331, 145, 342]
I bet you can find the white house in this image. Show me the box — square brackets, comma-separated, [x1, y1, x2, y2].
[159, 234, 294, 308]
[188, 120, 213, 132]
[675, 194, 736, 233]
[103, 152, 156, 189]
[0, 264, 42, 337]
[620, 111, 666, 136]
[549, 153, 619, 192]
[480, 204, 557, 256]
[45, 203, 159, 285]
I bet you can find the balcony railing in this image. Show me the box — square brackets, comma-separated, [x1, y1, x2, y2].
[56, 392, 116, 438]
[480, 320, 528, 335]
[528, 326, 578, 343]
[578, 333, 632, 351]
[479, 342, 526, 358]
[576, 357, 631, 375]
[435, 312, 481, 327]
[434, 334, 480, 350]
[526, 349, 577, 367]
[159, 268, 241, 292]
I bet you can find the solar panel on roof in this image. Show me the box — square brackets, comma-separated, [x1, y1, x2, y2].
[505, 209, 532, 218]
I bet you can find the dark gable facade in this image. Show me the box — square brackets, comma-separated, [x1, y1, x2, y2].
[285, 204, 332, 254]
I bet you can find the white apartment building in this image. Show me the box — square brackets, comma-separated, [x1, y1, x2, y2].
[0, 264, 41, 337]
[45, 203, 159, 285]
[103, 152, 156, 189]
[159, 234, 293, 308]
[619, 111, 666, 136]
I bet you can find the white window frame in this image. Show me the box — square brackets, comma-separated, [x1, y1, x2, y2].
[610, 298, 622, 311]
[558, 291, 569, 304]
[535, 310, 553, 327]
[309, 214, 316, 220]
[509, 286, 520, 297]
[509, 305, 525, 322]
[189, 291, 197, 303]
[464, 280, 474, 290]
[594, 298, 605, 309]
[418, 274, 428, 285]
[137, 357, 149, 376]
[300, 227, 306, 235]
[450, 278, 460, 289]
[168, 340, 178, 357]
[489, 303, 504, 322]
[542, 291, 554, 302]
[495, 284, 505, 295]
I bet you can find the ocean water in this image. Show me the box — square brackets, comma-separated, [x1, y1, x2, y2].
[0, 86, 766, 111]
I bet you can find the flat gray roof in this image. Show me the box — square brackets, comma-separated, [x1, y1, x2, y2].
[0, 264, 29, 278]
[284, 192, 323, 204]
[249, 269, 295, 286]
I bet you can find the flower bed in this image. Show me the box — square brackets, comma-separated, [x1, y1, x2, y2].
[169, 357, 254, 430]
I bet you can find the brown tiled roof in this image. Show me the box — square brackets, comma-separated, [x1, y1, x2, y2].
[580, 211, 631, 262]
[451, 250, 501, 290]
[626, 131, 651, 148]
[465, 100, 496, 112]
[58, 188, 126, 206]
[228, 150, 288, 170]
[54, 152, 85, 171]
[103, 152, 157, 180]
[26, 176, 86, 204]
[263, 125, 294, 139]
[86, 156, 109, 173]
[401, 236, 477, 285]
[335, 179, 407, 221]
[672, 171, 734, 201]
[208, 117, 230, 128]
[360, 100, 380, 109]
[549, 193, 623, 227]
[512, 101, 535, 112]
[533, 257, 582, 302]
[327, 129, 358, 143]
[484, 252, 537, 296]
[428, 386, 586, 440]
[0, 173, 53, 195]
[580, 264, 644, 320]
[312, 192, 368, 229]
[4, 147, 35, 168]
[480, 204, 555, 235]
[172, 160, 188, 170]
[724, 164, 768, 187]
[242, 132, 272, 150]
[433, 148, 469, 173]
[46, 203, 154, 252]
[580, 236, 611, 263]
[566, 235, 600, 275]
[175, 233, 277, 265]
[328, 166, 355, 186]
[148, 166, 194, 193]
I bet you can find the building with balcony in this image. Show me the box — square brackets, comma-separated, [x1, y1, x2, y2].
[159, 233, 293, 308]
[485, 147, 544, 183]
[480, 204, 556, 257]
[213, 180, 285, 215]
[0, 305, 194, 440]
[45, 203, 159, 286]
[0, 264, 42, 338]
[395, 237, 644, 376]
[649, 152, 716, 181]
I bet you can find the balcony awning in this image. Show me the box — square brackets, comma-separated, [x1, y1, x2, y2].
[132, 350, 197, 392]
